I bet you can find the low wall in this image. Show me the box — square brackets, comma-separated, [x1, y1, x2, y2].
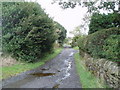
[80, 50, 120, 88]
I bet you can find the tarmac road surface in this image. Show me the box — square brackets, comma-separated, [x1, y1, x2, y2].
[2, 48, 81, 88]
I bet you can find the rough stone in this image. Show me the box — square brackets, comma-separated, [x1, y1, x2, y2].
[81, 51, 120, 88]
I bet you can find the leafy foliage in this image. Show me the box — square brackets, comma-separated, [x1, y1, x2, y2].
[102, 35, 120, 61]
[77, 35, 87, 51]
[89, 12, 120, 34]
[71, 35, 81, 47]
[2, 2, 56, 62]
[55, 0, 120, 13]
[54, 22, 67, 46]
[78, 28, 120, 62]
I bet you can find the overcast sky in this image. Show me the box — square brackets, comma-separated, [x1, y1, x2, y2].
[26, 0, 88, 37]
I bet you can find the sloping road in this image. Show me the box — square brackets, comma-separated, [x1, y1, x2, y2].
[2, 48, 81, 88]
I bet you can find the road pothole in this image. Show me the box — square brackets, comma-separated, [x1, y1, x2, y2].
[29, 73, 56, 77]
[52, 84, 60, 88]
[57, 70, 61, 72]
[41, 68, 49, 71]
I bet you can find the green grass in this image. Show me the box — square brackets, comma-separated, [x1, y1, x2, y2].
[74, 53, 107, 88]
[73, 46, 79, 50]
[1, 48, 62, 80]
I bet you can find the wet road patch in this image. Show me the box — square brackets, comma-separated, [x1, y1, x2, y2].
[41, 68, 49, 71]
[52, 84, 60, 88]
[29, 73, 56, 77]
[2, 49, 81, 88]
[57, 70, 61, 72]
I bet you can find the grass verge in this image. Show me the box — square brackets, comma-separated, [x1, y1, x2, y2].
[73, 46, 79, 50]
[74, 53, 107, 88]
[1, 48, 62, 80]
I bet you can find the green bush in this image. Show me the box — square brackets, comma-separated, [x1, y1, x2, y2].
[77, 35, 87, 50]
[2, 2, 56, 62]
[54, 22, 67, 46]
[89, 12, 120, 34]
[71, 36, 80, 47]
[102, 35, 120, 62]
[78, 27, 120, 62]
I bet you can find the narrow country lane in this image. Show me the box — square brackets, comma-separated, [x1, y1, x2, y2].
[2, 48, 81, 88]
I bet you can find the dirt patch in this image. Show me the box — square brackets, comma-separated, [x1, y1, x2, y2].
[1, 55, 19, 67]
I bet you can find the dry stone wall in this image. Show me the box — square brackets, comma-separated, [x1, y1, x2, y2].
[80, 51, 120, 88]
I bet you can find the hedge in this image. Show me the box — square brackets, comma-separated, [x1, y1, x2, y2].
[77, 27, 120, 62]
[89, 12, 120, 34]
[2, 2, 66, 62]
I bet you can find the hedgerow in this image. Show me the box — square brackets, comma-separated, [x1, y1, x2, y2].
[2, 2, 66, 62]
[54, 22, 67, 46]
[89, 12, 120, 34]
[77, 28, 120, 62]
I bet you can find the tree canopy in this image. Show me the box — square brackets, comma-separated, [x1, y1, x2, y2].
[54, 0, 120, 13]
[54, 21, 67, 46]
[89, 12, 120, 34]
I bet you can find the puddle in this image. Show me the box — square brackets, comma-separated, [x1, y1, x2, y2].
[57, 70, 61, 72]
[52, 84, 60, 88]
[41, 68, 49, 71]
[29, 73, 56, 77]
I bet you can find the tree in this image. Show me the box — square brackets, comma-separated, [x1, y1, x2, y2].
[89, 12, 120, 34]
[70, 26, 86, 47]
[2, 2, 56, 62]
[70, 26, 81, 36]
[54, 21, 67, 46]
[53, 0, 120, 34]
[53, 0, 120, 13]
